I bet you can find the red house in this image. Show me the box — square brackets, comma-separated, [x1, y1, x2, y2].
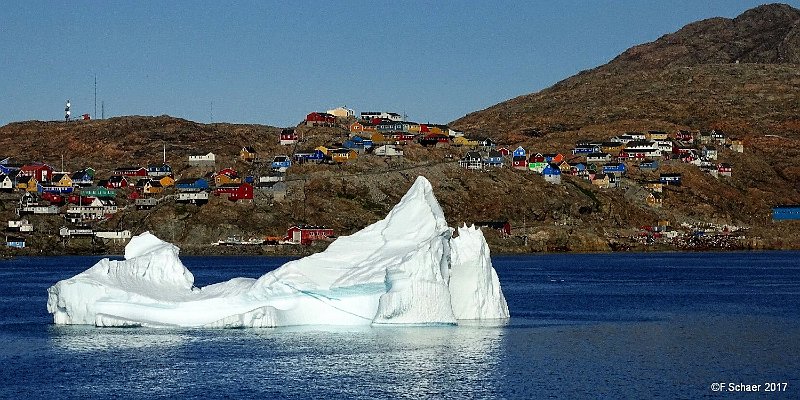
[305, 112, 336, 126]
[106, 175, 130, 188]
[284, 225, 334, 245]
[20, 163, 54, 182]
[214, 183, 253, 202]
[114, 166, 148, 177]
[280, 129, 298, 145]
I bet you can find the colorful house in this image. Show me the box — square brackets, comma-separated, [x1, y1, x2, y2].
[773, 206, 800, 221]
[484, 150, 504, 167]
[453, 137, 479, 147]
[146, 164, 172, 177]
[280, 129, 298, 145]
[16, 175, 39, 192]
[602, 163, 627, 176]
[175, 178, 209, 191]
[284, 225, 334, 245]
[214, 182, 254, 202]
[293, 149, 326, 164]
[646, 192, 663, 207]
[80, 186, 116, 198]
[659, 173, 682, 186]
[305, 112, 336, 126]
[215, 168, 241, 186]
[542, 164, 562, 184]
[0, 174, 13, 192]
[718, 163, 732, 177]
[158, 175, 175, 188]
[240, 146, 257, 162]
[106, 175, 130, 188]
[19, 163, 53, 183]
[51, 172, 74, 187]
[271, 156, 292, 171]
[114, 166, 148, 177]
[71, 169, 95, 187]
[330, 149, 357, 163]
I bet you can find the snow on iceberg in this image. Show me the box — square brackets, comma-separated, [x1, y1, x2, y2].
[47, 176, 510, 328]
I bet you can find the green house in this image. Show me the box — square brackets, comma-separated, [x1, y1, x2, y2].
[80, 186, 116, 198]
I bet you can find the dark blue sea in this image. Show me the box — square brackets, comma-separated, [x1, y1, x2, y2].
[1, 252, 799, 399]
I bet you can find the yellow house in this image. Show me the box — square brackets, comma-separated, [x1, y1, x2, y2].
[240, 146, 257, 163]
[647, 131, 669, 140]
[215, 174, 241, 186]
[315, 146, 331, 156]
[558, 160, 572, 173]
[51, 173, 73, 187]
[144, 181, 164, 195]
[601, 142, 625, 153]
[371, 132, 387, 145]
[17, 176, 38, 192]
[646, 192, 663, 207]
[159, 175, 175, 188]
[453, 137, 478, 147]
[592, 174, 610, 189]
[331, 149, 357, 163]
[406, 123, 422, 133]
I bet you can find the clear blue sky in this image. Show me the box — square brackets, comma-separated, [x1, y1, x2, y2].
[2, 1, 797, 127]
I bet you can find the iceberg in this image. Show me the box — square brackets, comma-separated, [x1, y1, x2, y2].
[47, 176, 510, 328]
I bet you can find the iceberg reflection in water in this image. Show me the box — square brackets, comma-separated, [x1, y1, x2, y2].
[47, 323, 507, 399]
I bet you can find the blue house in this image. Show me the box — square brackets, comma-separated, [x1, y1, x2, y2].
[6, 237, 25, 248]
[603, 163, 627, 176]
[175, 178, 209, 191]
[512, 146, 526, 158]
[147, 163, 173, 177]
[542, 164, 562, 184]
[271, 156, 292, 170]
[37, 183, 74, 194]
[293, 149, 326, 164]
[660, 173, 682, 186]
[572, 145, 599, 155]
[484, 150, 504, 167]
[773, 206, 800, 221]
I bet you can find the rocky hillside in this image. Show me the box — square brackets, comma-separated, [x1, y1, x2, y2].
[2, 4, 799, 255]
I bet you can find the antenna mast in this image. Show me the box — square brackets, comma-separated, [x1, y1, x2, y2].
[94, 75, 97, 119]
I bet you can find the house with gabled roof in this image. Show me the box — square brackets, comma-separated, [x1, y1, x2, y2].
[542, 164, 562, 184]
[0, 174, 13, 192]
[460, 151, 483, 170]
[483, 150, 503, 168]
[50, 172, 73, 188]
[105, 175, 130, 188]
[280, 129, 298, 145]
[214, 182, 254, 202]
[115, 166, 148, 177]
[175, 178, 210, 192]
[718, 163, 732, 177]
[240, 146, 257, 163]
[646, 192, 663, 207]
[20, 163, 54, 183]
[587, 152, 612, 163]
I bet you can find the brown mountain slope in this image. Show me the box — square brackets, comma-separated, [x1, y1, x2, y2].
[452, 3, 800, 140]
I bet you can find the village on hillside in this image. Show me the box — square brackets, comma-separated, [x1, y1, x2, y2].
[1, 105, 797, 254]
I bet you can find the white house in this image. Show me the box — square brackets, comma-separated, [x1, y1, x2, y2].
[189, 152, 216, 165]
[373, 145, 404, 157]
[360, 111, 403, 121]
[326, 106, 355, 118]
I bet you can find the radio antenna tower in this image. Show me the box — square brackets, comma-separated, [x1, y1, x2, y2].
[94, 75, 97, 119]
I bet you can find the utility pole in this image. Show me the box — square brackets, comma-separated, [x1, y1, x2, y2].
[101, 101, 105, 119]
[94, 74, 97, 119]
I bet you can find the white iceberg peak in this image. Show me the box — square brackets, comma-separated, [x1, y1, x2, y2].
[47, 176, 509, 328]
